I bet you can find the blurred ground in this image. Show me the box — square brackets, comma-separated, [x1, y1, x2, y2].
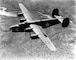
[0, 0, 76, 60]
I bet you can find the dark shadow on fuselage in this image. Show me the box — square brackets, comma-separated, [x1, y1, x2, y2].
[10, 19, 61, 32]
[29, 19, 61, 28]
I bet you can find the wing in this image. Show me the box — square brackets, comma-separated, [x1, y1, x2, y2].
[30, 24, 57, 51]
[19, 3, 33, 22]
[19, 3, 57, 51]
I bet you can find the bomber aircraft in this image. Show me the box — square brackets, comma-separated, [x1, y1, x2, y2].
[0, 3, 70, 51]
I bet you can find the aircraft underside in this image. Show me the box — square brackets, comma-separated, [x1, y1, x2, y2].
[10, 19, 61, 32]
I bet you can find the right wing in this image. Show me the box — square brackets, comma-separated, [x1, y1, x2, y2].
[30, 24, 57, 51]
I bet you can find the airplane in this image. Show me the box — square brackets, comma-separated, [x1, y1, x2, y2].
[9, 3, 71, 51]
[1, 3, 70, 51]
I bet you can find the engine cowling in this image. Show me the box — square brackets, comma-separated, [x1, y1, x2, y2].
[30, 34, 39, 39]
[20, 18, 26, 22]
[25, 27, 33, 32]
[17, 12, 23, 17]
[10, 26, 20, 32]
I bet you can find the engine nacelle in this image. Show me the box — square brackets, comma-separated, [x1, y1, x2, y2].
[17, 12, 23, 17]
[20, 18, 26, 22]
[30, 34, 39, 39]
[25, 27, 33, 32]
[10, 26, 20, 32]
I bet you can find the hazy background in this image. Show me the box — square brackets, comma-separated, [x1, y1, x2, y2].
[0, 0, 76, 60]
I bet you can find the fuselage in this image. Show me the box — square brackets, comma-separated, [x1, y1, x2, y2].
[10, 4, 69, 32]
[10, 19, 61, 32]
[28, 19, 61, 28]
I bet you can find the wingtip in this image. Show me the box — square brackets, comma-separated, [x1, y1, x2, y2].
[52, 48, 57, 51]
[18, 3, 23, 6]
[50, 46, 57, 51]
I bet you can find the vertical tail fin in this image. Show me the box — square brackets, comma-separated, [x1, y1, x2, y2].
[52, 8, 60, 18]
[62, 18, 70, 27]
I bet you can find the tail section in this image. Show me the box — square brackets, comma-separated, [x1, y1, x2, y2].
[52, 8, 70, 27]
[62, 18, 70, 27]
